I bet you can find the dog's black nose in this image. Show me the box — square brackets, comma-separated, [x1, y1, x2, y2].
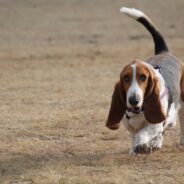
[129, 96, 139, 106]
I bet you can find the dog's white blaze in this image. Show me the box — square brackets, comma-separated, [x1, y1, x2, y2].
[127, 64, 143, 108]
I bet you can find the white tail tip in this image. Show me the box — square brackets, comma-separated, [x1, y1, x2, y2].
[120, 7, 145, 20]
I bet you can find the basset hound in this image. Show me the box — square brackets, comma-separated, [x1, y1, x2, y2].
[106, 7, 184, 154]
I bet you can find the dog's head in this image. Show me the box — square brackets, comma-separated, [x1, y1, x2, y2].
[106, 60, 166, 130]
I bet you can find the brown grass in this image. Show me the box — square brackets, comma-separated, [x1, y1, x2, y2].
[0, 0, 184, 184]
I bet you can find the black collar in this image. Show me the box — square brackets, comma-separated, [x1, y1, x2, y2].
[125, 113, 131, 120]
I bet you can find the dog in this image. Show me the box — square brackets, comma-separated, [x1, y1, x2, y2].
[106, 7, 184, 154]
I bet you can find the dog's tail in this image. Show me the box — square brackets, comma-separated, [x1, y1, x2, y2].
[120, 7, 169, 55]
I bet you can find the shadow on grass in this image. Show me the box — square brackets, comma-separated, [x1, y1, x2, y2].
[0, 144, 183, 180]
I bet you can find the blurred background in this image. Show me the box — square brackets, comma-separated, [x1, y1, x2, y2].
[0, 0, 183, 54]
[0, 0, 184, 184]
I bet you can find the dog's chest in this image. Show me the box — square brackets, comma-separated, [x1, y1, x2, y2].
[123, 113, 146, 134]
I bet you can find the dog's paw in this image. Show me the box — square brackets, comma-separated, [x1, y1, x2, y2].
[150, 134, 163, 150]
[134, 144, 152, 154]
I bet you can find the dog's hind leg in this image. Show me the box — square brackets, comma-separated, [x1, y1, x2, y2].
[179, 68, 184, 144]
[164, 103, 178, 129]
[179, 103, 184, 145]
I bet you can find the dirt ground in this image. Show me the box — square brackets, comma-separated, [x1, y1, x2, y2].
[0, 0, 184, 183]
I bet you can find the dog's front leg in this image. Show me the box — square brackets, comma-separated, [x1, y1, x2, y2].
[132, 123, 164, 154]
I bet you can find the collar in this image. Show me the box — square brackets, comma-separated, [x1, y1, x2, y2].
[153, 64, 162, 73]
[125, 113, 131, 120]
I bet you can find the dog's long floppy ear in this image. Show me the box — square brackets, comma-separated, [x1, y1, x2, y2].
[144, 72, 166, 124]
[106, 82, 126, 130]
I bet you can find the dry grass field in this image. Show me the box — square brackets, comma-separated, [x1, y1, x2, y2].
[0, 0, 184, 183]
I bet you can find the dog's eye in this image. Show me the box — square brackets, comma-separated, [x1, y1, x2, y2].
[123, 75, 130, 83]
[139, 74, 147, 82]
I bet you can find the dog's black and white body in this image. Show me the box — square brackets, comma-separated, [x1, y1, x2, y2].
[106, 7, 184, 154]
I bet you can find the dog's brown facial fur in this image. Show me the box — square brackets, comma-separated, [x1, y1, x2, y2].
[106, 61, 166, 130]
